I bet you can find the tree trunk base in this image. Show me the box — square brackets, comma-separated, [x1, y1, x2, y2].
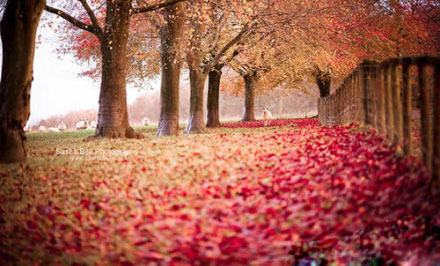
[184, 125, 207, 134]
[206, 121, 222, 128]
[0, 124, 26, 163]
[94, 126, 143, 139]
[241, 118, 256, 122]
[157, 119, 179, 136]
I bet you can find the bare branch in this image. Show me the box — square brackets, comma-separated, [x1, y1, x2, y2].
[78, 0, 102, 35]
[45, 5, 101, 37]
[132, 0, 186, 15]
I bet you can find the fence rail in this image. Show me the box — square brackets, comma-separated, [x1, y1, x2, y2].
[318, 56, 440, 187]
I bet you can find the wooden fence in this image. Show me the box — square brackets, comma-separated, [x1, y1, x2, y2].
[318, 56, 440, 187]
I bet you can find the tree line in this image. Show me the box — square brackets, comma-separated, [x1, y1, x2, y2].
[32, 85, 317, 130]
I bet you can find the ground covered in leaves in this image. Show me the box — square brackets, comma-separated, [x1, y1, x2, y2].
[0, 119, 439, 265]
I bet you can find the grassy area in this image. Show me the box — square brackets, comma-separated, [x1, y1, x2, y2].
[0, 119, 438, 265]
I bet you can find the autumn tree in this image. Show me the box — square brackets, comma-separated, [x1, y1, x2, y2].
[215, 0, 349, 119]
[184, 0, 254, 134]
[50, 2, 183, 137]
[206, 64, 224, 127]
[59, 14, 162, 87]
[256, 0, 360, 98]
[206, 58, 236, 128]
[155, 2, 185, 136]
[206, 46, 243, 127]
[230, 33, 293, 121]
[226, 1, 390, 100]
[44, 0, 185, 138]
[205, 0, 290, 127]
[287, 0, 440, 97]
[46, 1, 267, 133]
[0, 0, 46, 163]
[235, 66, 265, 121]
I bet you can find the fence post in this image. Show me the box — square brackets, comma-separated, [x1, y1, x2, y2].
[336, 92, 339, 125]
[343, 83, 348, 124]
[418, 57, 433, 170]
[329, 94, 335, 126]
[401, 58, 413, 155]
[356, 69, 363, 124]
[377, 66, 386, 134]
[351, 72, 356, 123]
[338, 90, 342, 124]
[348, 76, 353, 124]
[366, 62, 379, 126]
[355, 70, 361, 123]
[361, 62, 371, 125]
[326, 97, 330, 126]
[433, 60, 440, 187]
[384, 63, 394, 141]
[391, 59, 404, 146]
[324, 97, 328, 126]
[326, 96, 330, 126]
[318, 98, 321, 124]
[370, 64, 378, 128]
[374, 63, 381, 130]
[324, 96, 329, 126]
[336, 93, 339, 125]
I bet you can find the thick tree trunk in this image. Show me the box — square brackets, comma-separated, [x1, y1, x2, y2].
[206, 68, 222, 128]
[0, 0, 45, 163]
[185, 69, 207, 134]
[242, 73, 258, 121]
[157, 3, 184, 137]
[95, 0, 139, 138]
[315, 70, 331, 98]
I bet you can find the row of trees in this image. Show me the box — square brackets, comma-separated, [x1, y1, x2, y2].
[33, 85, 317, 130]
[1, 0, 439, 163]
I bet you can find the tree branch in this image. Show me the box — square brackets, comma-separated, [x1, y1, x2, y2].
[78, 0, 102, 35]
[132, 0, 186, 14]
[204, 21, 256, 73]
[218, 49, 241, 69]
[205, 12, 225, 56]
[148, 16, 162, 31]
[233, 64, 249, 76]
[45, 5, 101, 36]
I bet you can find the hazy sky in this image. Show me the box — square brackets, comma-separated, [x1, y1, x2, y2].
[0, 23, 154, 126]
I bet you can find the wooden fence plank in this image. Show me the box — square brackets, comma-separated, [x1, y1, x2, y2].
[385, 63, 394, 141]
[401, 58, 412, 155]
[433, 62, 440, 187]
[391, 60, 404, 146]
[418, 58, 433, 169]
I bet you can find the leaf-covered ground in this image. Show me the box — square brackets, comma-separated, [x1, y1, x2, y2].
[0, 119, 439, 265]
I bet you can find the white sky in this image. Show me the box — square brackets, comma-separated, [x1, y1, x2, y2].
[0, 22, 154, 126]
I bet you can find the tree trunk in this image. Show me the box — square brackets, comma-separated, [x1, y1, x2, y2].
[0, 0, 45, 163]
[206, 68, 222, 128]
[185, 69, 207, 134]
[242, 73, 258, 121]
[95, 0, 138, 138]
[157, 2, 184, 137]
[315, 69, 331, 98]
